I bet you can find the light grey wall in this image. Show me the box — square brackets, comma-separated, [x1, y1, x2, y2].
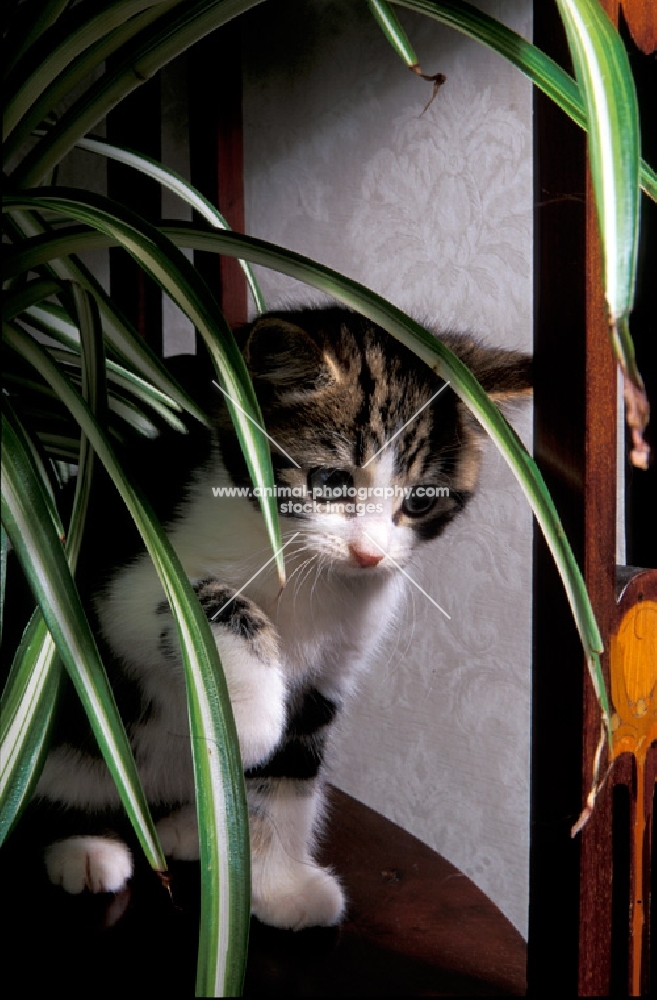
[242, 0, 533, 935]
[56, 0, 535, 936]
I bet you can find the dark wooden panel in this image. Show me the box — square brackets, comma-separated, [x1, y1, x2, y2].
[578, 137, 617, 1000]
[529, 3, 588, 991]
[106, 74, 163, 353]
[531, 4, 656, 993]
[188, 21, 248, 334]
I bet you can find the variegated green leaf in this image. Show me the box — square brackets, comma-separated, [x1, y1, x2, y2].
[0, 388, 63, 540]
[555, 0, 648, 469]
[555, 0, 639, 321]
[3, 0, 167, 144]
[0, 614, 62, 843]
[368, 0, 445, 98]
[2, 279, 62, 323]
[0, 291, 99, 842]
[2, 1, 182, 165]
[390, 0, 655, 201]
[0, 525, 7, 647]
[368, 0, 418, 66]
[46, 346, 187, 428]
[3, 322, 249, 998]
[76, 135, 266, 314]
[4, 208, 210, 425]
[1, 400, 165, 868]
[13, 301, 81, 351]
[10, 0, 267, 188]
[3, 189, 284, 585]
[2, 0, 69, 79]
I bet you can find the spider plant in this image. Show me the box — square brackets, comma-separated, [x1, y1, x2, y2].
[1, 0, 653, 995]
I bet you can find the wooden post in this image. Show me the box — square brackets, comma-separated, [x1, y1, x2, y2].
[531, 2, 656, 994]
[529, 4, 588, 990]
[106, 74, 163, 353]
[188, 20, 248, 333]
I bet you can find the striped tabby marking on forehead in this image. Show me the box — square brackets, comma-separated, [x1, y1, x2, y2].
[240, 309, 454, 465]
[219, 307, 531, 545]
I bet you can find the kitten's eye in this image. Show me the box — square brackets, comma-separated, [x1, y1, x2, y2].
[308, 467, 354, 495]
[402, 486, 436, 517]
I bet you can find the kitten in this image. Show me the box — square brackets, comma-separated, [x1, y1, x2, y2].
[32, 306, 531, 930]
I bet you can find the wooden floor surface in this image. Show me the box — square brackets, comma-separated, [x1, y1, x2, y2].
[3, 787, 526, 996]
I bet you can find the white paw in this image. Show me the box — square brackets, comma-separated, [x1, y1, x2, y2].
[156, 806, 199, 860]
[44, 836, 133, 894]
[252, 862, 345, 931]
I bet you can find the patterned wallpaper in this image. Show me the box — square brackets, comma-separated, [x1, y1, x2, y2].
[242, 0, 534, 936]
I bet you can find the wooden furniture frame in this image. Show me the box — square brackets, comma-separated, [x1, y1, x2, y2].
[530, 3, 656, 995]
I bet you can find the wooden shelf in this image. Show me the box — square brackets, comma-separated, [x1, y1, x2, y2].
[3, 787, 526, 996]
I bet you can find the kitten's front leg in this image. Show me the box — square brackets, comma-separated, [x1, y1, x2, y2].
[192, 579, 286, 770]
[41, 580, 284, 893]
[248, 776, 345, 931]
[153, 580, 287, 860]
[157, 682, 347, 932]
[245, 688, 346, 930]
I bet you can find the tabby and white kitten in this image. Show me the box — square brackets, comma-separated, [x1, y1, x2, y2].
[36, 307, 531, 930]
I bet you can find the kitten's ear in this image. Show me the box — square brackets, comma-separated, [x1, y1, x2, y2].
[443, 335, 532, 402]
[244, 317, 326, 390]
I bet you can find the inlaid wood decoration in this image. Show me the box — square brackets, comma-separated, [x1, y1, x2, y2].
[610, 570, 657, 995]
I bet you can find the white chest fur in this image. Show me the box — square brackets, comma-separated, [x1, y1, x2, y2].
[98, 459, 406, 698]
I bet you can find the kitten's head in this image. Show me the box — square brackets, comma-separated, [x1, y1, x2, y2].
[219, 307, 531, 576]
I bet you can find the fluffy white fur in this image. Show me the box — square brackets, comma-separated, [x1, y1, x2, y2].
[249, 779, 345, 930]
[37, 447, 407, 926]
[44, 836, 133, 894]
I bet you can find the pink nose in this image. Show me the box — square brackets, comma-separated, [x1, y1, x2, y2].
[349, 544, 384, 568]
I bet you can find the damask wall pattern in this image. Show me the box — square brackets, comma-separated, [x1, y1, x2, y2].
[242, 0, 533, 935]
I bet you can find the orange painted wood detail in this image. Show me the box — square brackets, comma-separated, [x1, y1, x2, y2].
[610, 570, 657, 996]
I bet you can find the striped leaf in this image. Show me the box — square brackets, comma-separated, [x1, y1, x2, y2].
[0, 525, 7, 647]
[389, 0, 655, 201]
[368, 0, 419, 65]
[3, 0, 168, 143]
[10, 0, 267, 188]
[0, 288, 99, 842]
[1, 400, 165, 869]
[75, 135, 266, 314]
[368, 0, 445, 98]
[556, 0, 640, 322]
[0, 613, 62, 843]
[3, 189, 284, 584]
[2, 0, 69, 78]
[45, 347, 188, 431]
[2, 1, 182, 164]
[0, 388, 63, 541]
[4, 208, 210, 425]
[2, 278, 62, 323]
[555, 0, 648, 468]
[3, 322, 250, 998]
